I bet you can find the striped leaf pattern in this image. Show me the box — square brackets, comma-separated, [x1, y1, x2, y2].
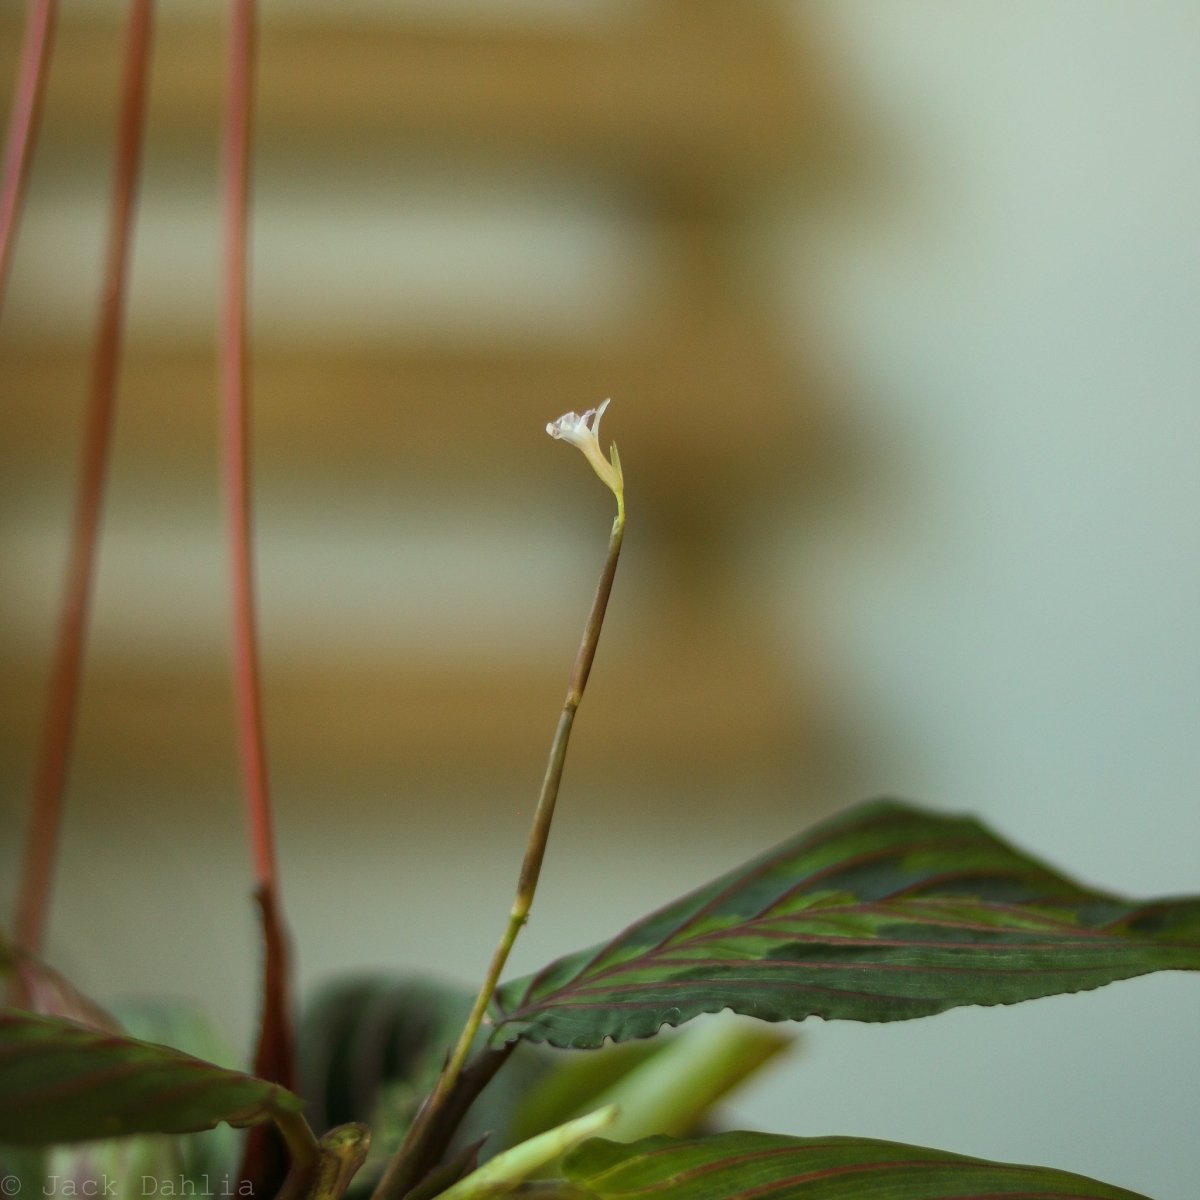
[562, 1131, 1150, 1200]
[493, 798, 1200, 1048]
[0, 1010, 304, 1145]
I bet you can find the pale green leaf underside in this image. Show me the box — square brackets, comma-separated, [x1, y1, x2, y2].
[494, 798, 1200, 1048]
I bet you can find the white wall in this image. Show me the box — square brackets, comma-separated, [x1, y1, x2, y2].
[750, 4, 1200, 1196]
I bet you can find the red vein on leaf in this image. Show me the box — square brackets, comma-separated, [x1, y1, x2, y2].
[694, 906, 1121, 944]
[507, 856, 1195, 1029]
[786, 897, 1115, 930]
[708, 928, 1123, 950]
[731, 1160, 991, 1199]
[593, 833, 993, 978]
[13, 0, 153, 958]
[560, 957, 1135, 986]
[755, 835, 1016, 911]
[882, 865, 1089, 902]
[506, 959, 1151, 1027]
[537, 939, 1124, 1007]
[510, 808, 946, 1001]
[21, 1070, 172, 1107]
[522, 832, 1098, 1006]
[520, 888, 1116, 1007]
[0, 0, 57, 308]
[582, 1139, 1114, 1200]
[580, 1144, 964, 1196]
[595, 1136, 903, 1167]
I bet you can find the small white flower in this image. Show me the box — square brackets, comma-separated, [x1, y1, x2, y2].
[546, 398, 624, 502]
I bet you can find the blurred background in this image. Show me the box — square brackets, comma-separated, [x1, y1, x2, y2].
[1, 1, 1198, 1195]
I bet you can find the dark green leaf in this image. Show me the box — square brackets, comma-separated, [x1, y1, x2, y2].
[563, 1131, 1149, 1200]
[0, 1010, 304, 1145]
[297, 973, 551, 1195]
[494, 798, 1200, 1047]
[298, 975, 473, 1135]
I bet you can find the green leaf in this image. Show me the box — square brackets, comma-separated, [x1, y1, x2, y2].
[40, 1133, 184, 1200]
[442, 1107, 618, 1200]
[493, 798, 1200, 1048]
[0, 1010, 304, 1145]
[297, 973, 552, 1194]
[298, 975, 474, 1136]
[509, 1039, 665, 1143]
[0, 1146, 46, 1199]
[0, 935, 120, 1033]
[579, 1018, 790, 1145]
[107, 998, 243, 1182]
[562, 1131, 1149, 1199]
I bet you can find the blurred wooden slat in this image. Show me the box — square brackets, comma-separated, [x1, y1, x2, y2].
[0, 629, 821, 790]
[0, 2, 824, 199]
[0, 324, 819, 503]
[0, 0, 838, 807]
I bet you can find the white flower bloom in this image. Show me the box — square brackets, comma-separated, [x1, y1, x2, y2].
[546, 398, 624, 501]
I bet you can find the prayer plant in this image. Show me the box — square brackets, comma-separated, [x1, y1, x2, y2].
[1, 5, 1196, 1200]
[5, 399, 1200, 1200]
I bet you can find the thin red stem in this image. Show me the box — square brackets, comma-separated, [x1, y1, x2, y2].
[0, 0, 58, 311]
[14, 0, 154, 956]
[221, 0, 277, 892]
[222, 12, 297, 1192]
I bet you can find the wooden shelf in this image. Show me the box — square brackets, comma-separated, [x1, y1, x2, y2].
[0, 326, 820, 504]
[0, 626, 825, 792]
[0, 2, 829, 200]
[0, 0, 838, 810]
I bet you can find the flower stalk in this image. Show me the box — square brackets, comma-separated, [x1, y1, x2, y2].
[13, 0, 152, 958]
[373, 405, 626, 1200]
[222, 0, 297, 1190]
[0, 0, 59, 309]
